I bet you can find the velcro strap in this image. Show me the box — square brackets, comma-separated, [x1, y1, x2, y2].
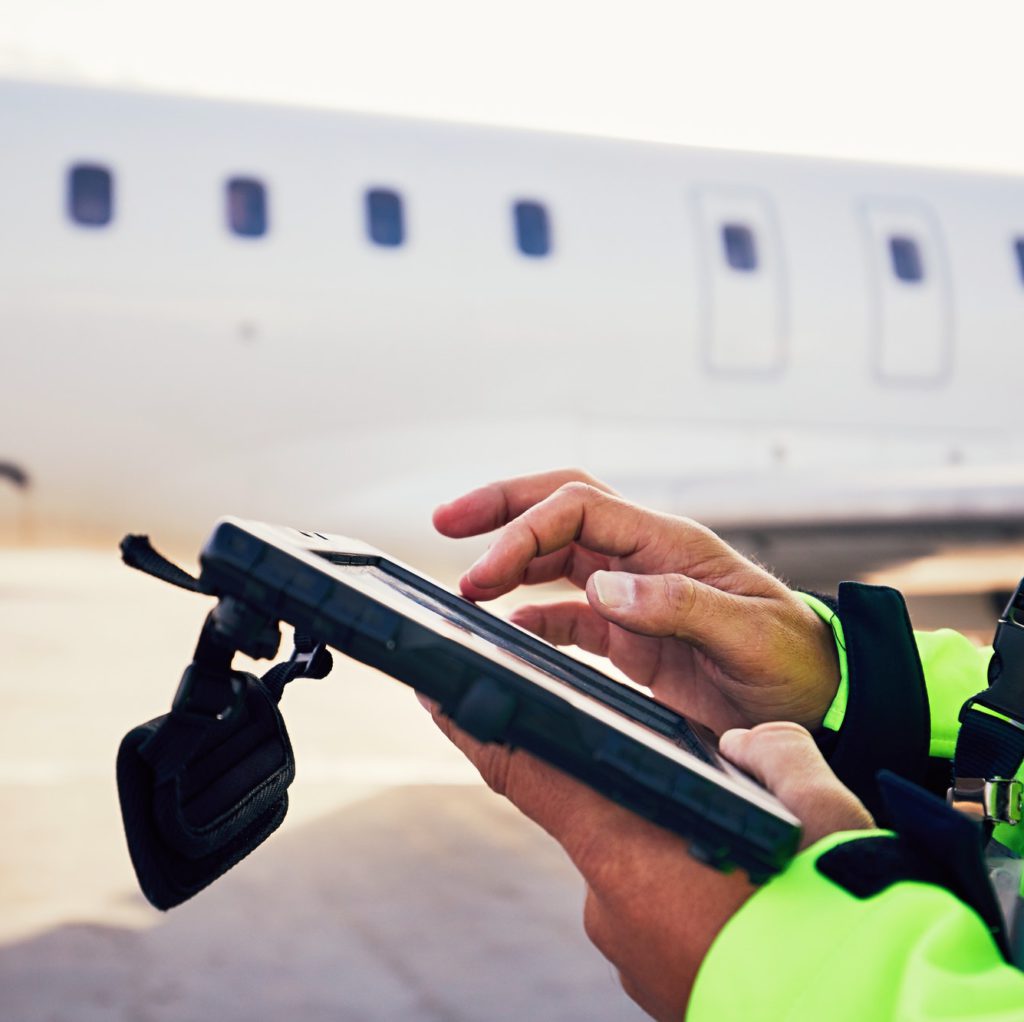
[116, 675, 294, 910]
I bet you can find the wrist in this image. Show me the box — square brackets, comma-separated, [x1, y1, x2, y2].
[796, 591, 848, 732]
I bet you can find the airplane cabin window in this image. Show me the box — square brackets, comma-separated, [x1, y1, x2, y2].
[889, 236, 924, 282]
[68, 164, 113, 227]
[366, 188, 405, 246]
[1014, 238, 1024, 283]
[226, 178, 268, 237]
[721, 224, 758, 271]
[513, 201, 551, 257]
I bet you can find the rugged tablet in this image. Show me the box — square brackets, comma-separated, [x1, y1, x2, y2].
[198, 517, 801, 880]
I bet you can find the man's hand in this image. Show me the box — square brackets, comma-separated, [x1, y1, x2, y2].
[424, 703, 873, 1022]
[719, 722, 874, 847]
[434, 468, 840, 733]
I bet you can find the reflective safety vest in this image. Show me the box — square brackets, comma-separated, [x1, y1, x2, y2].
[690, 585, 1024, 1021]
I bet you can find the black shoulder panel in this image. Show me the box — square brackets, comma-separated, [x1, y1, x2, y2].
[817, 772, 1009, 962]
[815, 834, 942, 898]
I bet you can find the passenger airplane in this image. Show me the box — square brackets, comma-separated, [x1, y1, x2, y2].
[2, 78, 1023, 585]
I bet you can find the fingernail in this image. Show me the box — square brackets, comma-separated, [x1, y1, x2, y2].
[592, 571, 636, 609]
[416, 692, 438, 714]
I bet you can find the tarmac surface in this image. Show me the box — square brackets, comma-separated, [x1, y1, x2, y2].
[1, 542, 1011, 1021]
[0, 547, 648, 1021]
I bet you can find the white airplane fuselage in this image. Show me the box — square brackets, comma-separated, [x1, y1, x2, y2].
[2, 80, 1023, 582]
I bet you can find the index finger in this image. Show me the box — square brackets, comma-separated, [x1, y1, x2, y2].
[433, 467, 616, 539]
[462, 483, 707, 599]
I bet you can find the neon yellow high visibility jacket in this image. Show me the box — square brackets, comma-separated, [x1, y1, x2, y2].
[689, 617, 1024, 1020]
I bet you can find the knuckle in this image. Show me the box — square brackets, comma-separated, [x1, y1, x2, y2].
[557, 480, 596, 501]
[562, 466, 618, 495]
[617, 971, 644, 1008]
[518, 518, 545, 559]
[572, 826, 612, 884]
[676, 514, 717, 545]
[571, 819, 630, 897]
[662, 573, 698, 622]
[750, 720, 811, 742]
[582, 890, 613, 956]
[564, 465, 598, 486]
[430, 709, 454, 742]
[475, 745, 513, 797]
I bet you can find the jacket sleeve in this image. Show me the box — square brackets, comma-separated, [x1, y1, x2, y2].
[800, 588, 995, 814]
[688, 831, 1024, 1021]
[693, 590, 1024, 1020]
[914, 629, 991, 759]
[800, 593, 991, 758]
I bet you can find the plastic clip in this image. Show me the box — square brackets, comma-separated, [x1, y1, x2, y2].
[171, 663, 246, 721]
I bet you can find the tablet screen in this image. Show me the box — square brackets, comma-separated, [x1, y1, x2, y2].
[313, 551, 697, 740]
[304, 547, 793, 820]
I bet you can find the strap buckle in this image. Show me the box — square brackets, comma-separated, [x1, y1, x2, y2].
[947, 776, 1024, 825]
[287, 636, 333, 680]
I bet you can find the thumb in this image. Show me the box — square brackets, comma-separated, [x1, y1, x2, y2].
[586, 570, 749, 652]
[719, 721, 874, 848]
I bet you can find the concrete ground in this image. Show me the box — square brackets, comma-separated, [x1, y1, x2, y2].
[0, 547, 647, 1021]
[0, 542, 1009, 1021]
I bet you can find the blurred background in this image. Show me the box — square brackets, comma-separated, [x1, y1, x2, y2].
[3, 1, 1024, 1018]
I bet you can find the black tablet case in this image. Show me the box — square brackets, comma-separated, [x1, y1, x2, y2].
[198, 519, 800, 880]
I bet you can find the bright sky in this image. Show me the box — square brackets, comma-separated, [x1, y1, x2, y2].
[0, 0, 1021, 173]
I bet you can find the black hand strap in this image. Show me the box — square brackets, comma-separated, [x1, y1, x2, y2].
[117, 605, 333, 910]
